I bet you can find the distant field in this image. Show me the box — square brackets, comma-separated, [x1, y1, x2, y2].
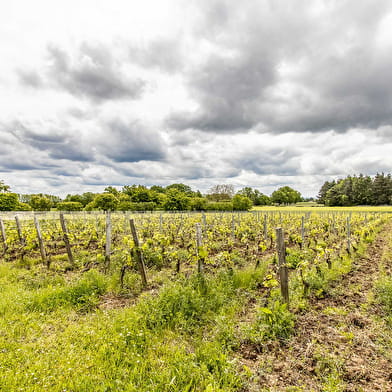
[252, 204, 392, 212]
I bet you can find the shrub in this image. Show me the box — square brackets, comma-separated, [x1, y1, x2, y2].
[0, 193, 19, 211]
[232, 194, 252, 211]
[190, 197, 207, 211]
[117, 201, 156, 211]
[163, 189, 190, 211]
[89, 193, 119, 211]
[57, 201, 83, 211]
[15, 202, 32, 211]
[205, 201, 233, 211]
[29, 195, 52, 211]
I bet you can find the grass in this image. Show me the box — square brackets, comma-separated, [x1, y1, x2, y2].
[0, 263, 269, 392]
[0, 213, 389, 391]
[375, 221, 392, 319]
[375, 277, 392, 314]
[25, 269, 109, 313]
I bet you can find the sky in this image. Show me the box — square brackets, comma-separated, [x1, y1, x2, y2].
[1, 0, 392, 198]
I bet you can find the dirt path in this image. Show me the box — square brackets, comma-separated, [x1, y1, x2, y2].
[242, 222, 392, 392]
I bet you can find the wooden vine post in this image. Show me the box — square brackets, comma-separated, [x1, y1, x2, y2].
[263, 214, 268, 243]
[123, 212, 129, 232]
[346, 216, 351, 253]
[129, 219, 148, 287]
[196, 222, 204, 274]
[15, 215, 26, 262]
[275, 227, 290, 306]
[15, 215, 25, 246]
[301, 216, 305, 248]
[202, 213, 206, 228]
[34, 215, 48, 268]
[0, 217, 8, 256]
[104, 212, 112, 271]
[59, 213, 74, 266]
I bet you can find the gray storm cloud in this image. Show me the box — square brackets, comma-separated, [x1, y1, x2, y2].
[24, 44, 147, 103]
[168, 0, 392, 134]
[98, 119, 167, 163]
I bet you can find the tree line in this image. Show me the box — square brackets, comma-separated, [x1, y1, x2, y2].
[317, 173, 392, 206]
[7, 173, 391, 211]
[0, 180, 303, 211]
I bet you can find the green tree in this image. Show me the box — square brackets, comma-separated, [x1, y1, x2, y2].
[205, 201, 233, 211]
[207, 184, 234, 201]
[89, 193, 119, 211]
[166, 183, 194, 196]
[81, 192, 96, 206]
[104, 186, 120, 196]
[20, 193, 60, 207]
[65, 194, 85, 205]
[271, 186, 302, 205]
[117, 201, 134, 211]
[65, 192, 96, 207]
[0, 193, 19, 211]
[321, 173, 392, 206]
[232, 194, 252, 210]
[324, 179, 354, 206]
[372, 173, 392, 205]
[325, 180, 344, 206]
[351, 174, 373, 205]
[131, 186, 154, 203]
[15, 202, 32, 211]
[57, 201, 84, 211]
[117, 193, 131, 204]
[122, 185, 157, 203]
[341, 176, 354, 205]
[317, 180, 336, 204]
[163, 189, 190, 211]
[150, 185, 166, 194]
[0, 180, 10, 193]
[237, 187, 270, 205]
[29, 195, 52, 211]
[255, 192, 271, 205]
[190, 197, 207, 211]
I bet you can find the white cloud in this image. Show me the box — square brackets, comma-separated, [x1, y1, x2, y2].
[1, 0, 392, 198]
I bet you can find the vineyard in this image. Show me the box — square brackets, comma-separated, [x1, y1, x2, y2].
[0, 210, 385, 278]
[1, 209, 392, 391]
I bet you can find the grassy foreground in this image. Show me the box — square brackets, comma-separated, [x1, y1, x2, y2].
[0, 262, 271, 392]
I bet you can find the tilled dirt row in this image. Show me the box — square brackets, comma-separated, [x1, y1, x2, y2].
[242, 222, 392, 392]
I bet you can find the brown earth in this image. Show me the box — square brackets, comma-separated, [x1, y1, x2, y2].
[240, 222, 392, 392]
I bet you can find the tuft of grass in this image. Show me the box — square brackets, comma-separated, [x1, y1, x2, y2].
[311, 346, 346, 392]
[245, 300, 296, 344]
[375, 276, 392, 315]
[232, 264, 268, 290]
[25, 269, 109, 313]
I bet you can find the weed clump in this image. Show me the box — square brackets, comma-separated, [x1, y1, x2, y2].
[246, 301, 296, 343]
[25, 270, 108, 312]
[375, 276, 392, 315]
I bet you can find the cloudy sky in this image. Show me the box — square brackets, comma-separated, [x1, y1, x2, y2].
[1, 0, 392, 197]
